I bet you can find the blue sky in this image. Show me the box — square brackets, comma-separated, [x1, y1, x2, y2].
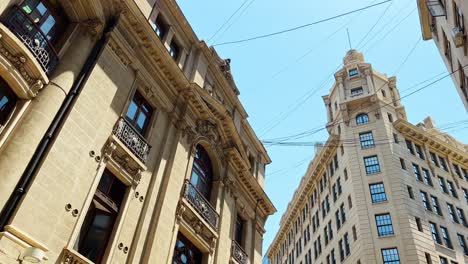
[177, 0, 468, 256]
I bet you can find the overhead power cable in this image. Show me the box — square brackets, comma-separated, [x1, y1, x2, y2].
[355, 0, 394, 49]
[212, 0, 392, 46]
[207, 0, 250, 42]
[393, 37, 422, 75]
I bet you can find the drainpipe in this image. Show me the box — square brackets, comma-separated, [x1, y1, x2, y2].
[0, 16, 118, 231]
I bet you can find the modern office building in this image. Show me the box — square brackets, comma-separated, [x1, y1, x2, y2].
[0, 0, 275, 263]
[266, 50, 468, 264]
[417, 0, 468, 110]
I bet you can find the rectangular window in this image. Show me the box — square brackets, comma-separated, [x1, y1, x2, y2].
[406, 140, 415, 155]
[375, 213, 394, 237]
[430, 152, 439, 167]
[337, 177, 342, 195]
[440, 226, 453, 249]
[440, 256, 448, 264]
[456, 208, 467, 226]
[429, 222, 441, 244]
[340, 203, 346, 224]
[328, 221, 333, 241]
[339, 239, 344, 261]
[457, 233, 468, 255]
[430, 196, 442, 215]
[393, 133, 399, 143]
[332, 184, 337, 202]
[364, 155, 380, 174]
[168, 39, 180, 60]
[413, 164, 423, 181]
[349, 68, 359, 77]
[352, 225, 357, 240]
[152, 15, 168, 39]
[335, 211, 341, 230]
[415, 144, 425, 159]
[344, 233, 350, 256]
[447, 180, 458, 198]
[422, 168, 433, 186]
[126, 91, 154, 135]
[438, 176, 448, 194]
[439, 156, 448, 171]
[453, 164, 462, 178]
[400, 158, 406, 170]
[381, 248, 400, 264]
[359, 132, 375, 149]
[447, 203, 459, 223]
[463, 188, 468, 204]
[369, 182, 387, 203]
[407, 186, 414, 199]
[415, 217, 423, 232]
[387, 112, 393, 122]
[421, 191, 431, 210]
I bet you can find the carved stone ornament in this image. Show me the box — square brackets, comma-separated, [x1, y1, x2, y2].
[103, 141, 117, 162]
[82, 19, 104, 38]
[196, 120, 219, 144]
[191, 219, 203, 235]
[176, 202, 186, 223]
[209, 237, 217, 254]
[108, 37, 132, 67]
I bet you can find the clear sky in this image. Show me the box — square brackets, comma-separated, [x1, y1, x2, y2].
[176, 0, 468, 257]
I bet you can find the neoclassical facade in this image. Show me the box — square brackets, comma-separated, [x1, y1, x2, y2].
[266, 50, 468, 264]
[0, 0, 275, 263]
[417, 0, 468, 110]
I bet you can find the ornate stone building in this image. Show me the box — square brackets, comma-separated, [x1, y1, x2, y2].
[266, 50, 468, 264]
[416, 0, 468, 110]
[0, 0, 275, 263]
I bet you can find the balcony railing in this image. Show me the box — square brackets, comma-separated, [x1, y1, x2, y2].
[231, 240, 248, 264]
[3, 5, 59, 74]
[113, 117, 151, 164]
[183, 180, 219, 230]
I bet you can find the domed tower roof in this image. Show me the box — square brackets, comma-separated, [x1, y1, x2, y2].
[343, 49, 365, 66]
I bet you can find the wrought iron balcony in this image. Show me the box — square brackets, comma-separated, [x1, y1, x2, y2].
[183, 180, 219, 230]
[231, 240, 248, 264]
[3, 5, 59, 74]
[112, 117, 151, 164]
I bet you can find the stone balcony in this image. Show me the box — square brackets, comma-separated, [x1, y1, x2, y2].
[231, 240, 248, 264]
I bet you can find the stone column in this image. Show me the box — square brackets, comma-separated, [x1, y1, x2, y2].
[365, 69, 374, 93]
[0, 23, 100, 210]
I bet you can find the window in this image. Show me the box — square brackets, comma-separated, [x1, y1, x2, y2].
[0, 78, 17, 129]
[447, 203, 459, 223]
[339, 239, 344, 261]
[344, 168, 348, 180]
[369, 182, 387, 203]
[381, 248, 400, 264]
[335, 210, 341, 230]
[77, 170, 127, 263]
[337, 177, 342, 195]
[415, 217, 423, 232]
[393, 133, 399, 143]
[364, 155, 380, 174]
[190, 145, 214, 200]
[352, 225, 357, 240]
[340, 203, 346, 223]
[328, 221, 333, 241]
[454, 1, 464, 32]
[359, 132, 375, 149]
[447, 181, 458, 198]
[407, 186, 414, 199]
[415, 144, 425, 159]
[457, 234, 468, 255]
[422, 168, 433, 186]
[356, 113, 369, 125]
[152, 15, 167, 39]
[440, 257, 448, 264]
[400, 158, 406, 170]
[453, 164, 462, 178]
[125, 91, 153, 135]
[406, 140, 415, 155]
[413, 164, 422, 181]
[235, 214, 245, 247]
[456, 208, 466, 226]
[438, 177, 448, 194]
[440, 226, 453, 249]
[375, 214, 394, 236]
[463, 188, 468, 204]
[348, 195, 352, 209]
[344, 233, 350, 256]
[430, 196, 442, 215]
[173, 234, 202, 264]
[351, 87, 363, 96]
[349, 68, 359, 77]
[443, 30, 452, 69]
[439, 156, 448, 171]
[332, 184, 337, 202]
[168, 39, 181, 60]
[430, 152, 439, 167]
[387, 112, 393, 122]
[421, 191, 431, 210]
[429, 222, 441, 244]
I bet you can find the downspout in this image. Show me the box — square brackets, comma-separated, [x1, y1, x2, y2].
[0, 16, 119, 231]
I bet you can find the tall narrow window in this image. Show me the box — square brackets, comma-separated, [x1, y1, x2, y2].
[447, 180, 458, 198]
[172, 233, 202, 264]
[406, 140, 415, 155]
[430, 196, 442, 215]
[344, 233, 350, 256]
[438, 176, 448, 194]
[0, 78, 17, 129]
[440, 226, 453, 249]
[421, 191, 431, 210]
[422, 168, 433, 186]
[152, 15, 167, 39]
[168, 39, 180, 60]
[429, 222, 441, 244]
[415, 144, 425, 159]
[413, 164, 422, 181]
[190, 145, 213, 200]
[234, 214, 244, 247]
[430, 152, 439, 167]
[457, 233, 468, 255]
[356, 113, 369, 125]
[439, 156, 448, 171]
[364, 155, 380, 174]
[456, 208, 466, 226]
[77, 170, 127, 263]
[125, 91, 153, 135]
[447, 203, 459, 223]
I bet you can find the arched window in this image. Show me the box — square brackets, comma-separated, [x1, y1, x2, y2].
[190, 145, 213, 200]
[356, 113, 369, 125]
[0, 78, 17, 128]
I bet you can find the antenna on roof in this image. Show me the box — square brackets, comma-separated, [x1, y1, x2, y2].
[346, 28, 352, 50]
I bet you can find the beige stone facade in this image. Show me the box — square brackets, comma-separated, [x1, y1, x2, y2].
[0, 0, 275, 263]
[416, 0, 468, 110]
[266, 50, 468, 264]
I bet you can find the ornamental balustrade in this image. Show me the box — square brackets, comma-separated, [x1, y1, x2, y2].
[112, 117, 151, 164]
[3, 5, 59, 74]
[231, 240, 248, 264]
[183, 180, 219, 230]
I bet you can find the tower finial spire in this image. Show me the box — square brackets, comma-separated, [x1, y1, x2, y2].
[347, 28, 352, 50]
